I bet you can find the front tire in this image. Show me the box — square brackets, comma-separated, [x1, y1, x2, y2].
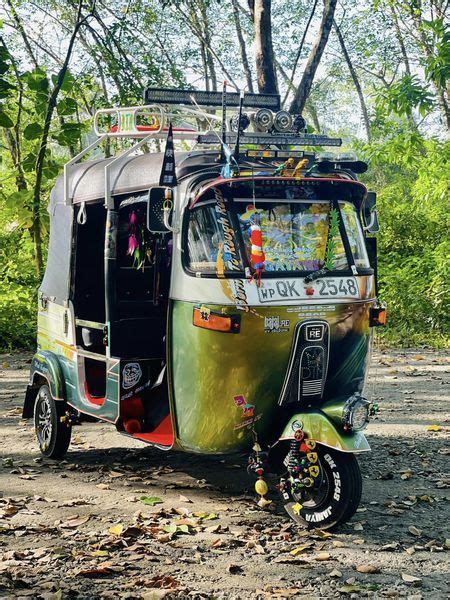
[34, 385, 71, 459]
[281, 446, 362, 531]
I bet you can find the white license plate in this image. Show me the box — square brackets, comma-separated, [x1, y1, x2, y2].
[257, 277, 359, 303]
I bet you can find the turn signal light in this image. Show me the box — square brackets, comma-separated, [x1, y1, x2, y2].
[193, 307, 241, 333]
[370, 305, 387, 327]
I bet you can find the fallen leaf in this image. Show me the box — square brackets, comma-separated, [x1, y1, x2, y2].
[144, 575, 179, 589]
[96, 483, 110, 490]
[408, 526, 422, 537]
[401, 573, 422, 586]
[290, 543, 313, 556]
[426, 425, 442, 432]
[401, 470, 413, 480]
[353, 523, 364, 531]
[329, 569, 342, 578]
[60, 515, 90, 528]
[178, 495, 192, 503]
[338, 585, 361, 593]
[356, 564, 380, 574]
[140, 496, 163, 506]
[108, 524, 124, 536]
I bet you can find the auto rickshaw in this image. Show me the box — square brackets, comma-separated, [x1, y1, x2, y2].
[23, 87, 385, 530]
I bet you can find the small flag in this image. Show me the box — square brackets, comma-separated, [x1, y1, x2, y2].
[159, 122, 177, 187]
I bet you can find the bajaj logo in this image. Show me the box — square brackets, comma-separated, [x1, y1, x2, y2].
[122, 363, 142, 389]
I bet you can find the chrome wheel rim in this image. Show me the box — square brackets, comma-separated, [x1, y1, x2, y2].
[36, 391, 52, 448]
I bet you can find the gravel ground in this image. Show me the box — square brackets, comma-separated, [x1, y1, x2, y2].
[0, 348, 449, 599]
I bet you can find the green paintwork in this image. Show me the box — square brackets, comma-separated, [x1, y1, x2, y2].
[170, 299, 373, 454]
[279, 412, 370, 453]
[30, 351, 66, 400]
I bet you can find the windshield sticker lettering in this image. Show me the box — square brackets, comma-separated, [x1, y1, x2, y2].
[264, 316, 290, 333]
[257, 278, 359, 303]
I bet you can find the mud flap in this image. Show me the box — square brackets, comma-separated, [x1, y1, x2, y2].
[279, 412, 370, 453]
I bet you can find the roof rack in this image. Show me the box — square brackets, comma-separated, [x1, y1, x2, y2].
[64, 88, 342, 209]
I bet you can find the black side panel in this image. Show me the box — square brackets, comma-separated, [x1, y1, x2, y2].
[278, 320, 330, 406]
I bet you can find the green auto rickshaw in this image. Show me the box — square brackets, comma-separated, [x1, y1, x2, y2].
[23, 87, 385, 529]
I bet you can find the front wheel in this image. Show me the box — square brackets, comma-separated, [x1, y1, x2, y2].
[280, 446, 362, 531]
[34, 385, 71, 459]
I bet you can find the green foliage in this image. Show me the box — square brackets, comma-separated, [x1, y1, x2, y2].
[360, 135, 449, 348]
[378, 75, 434, 118]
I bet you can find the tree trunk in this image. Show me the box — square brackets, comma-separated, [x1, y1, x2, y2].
[305, 99, 321, 133]
[231, 0, 254, 92]
[290, 0, 337, 114]
[254, 0, 278, 94]
[333, 21, 371, 141]
[282, 0, 319, 107]
[390, 4, 411, 76]
[32, 1, 90, 276]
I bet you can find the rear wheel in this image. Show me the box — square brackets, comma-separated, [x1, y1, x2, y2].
[280, 446, 362, 531]
[34, 385, 71, 459]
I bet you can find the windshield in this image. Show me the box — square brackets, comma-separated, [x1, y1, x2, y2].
[186, 198, 369, 276]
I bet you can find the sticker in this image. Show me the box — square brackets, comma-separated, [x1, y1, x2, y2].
[306, 452, 318, 464]
[234, 414, 262, 430]
[291, 419, 304, 432]
[122, 362, 142, 389]
[234, 395, 255, 418]
[309, 465, 320, 478]
[264, 315, 290, 333]
[305, 439, 316, 450]
[292, 502, 303, 515]
[199, 306, 211, 321]
[305, 324, 324, 341]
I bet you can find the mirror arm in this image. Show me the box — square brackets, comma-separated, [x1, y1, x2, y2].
[163, 189, 179, 233]
[363, 211, 376, 232]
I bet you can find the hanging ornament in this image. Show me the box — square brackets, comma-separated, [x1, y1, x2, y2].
[248, 222, 265, 287]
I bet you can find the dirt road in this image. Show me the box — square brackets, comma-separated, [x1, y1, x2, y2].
[0, 349, 449, 599]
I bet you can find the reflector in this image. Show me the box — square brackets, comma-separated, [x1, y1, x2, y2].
[193, 307, 241, 333]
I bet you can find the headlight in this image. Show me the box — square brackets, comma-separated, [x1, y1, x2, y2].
[342, 396, 370, 431]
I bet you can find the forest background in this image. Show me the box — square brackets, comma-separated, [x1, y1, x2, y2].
[0, 0, 448, 351]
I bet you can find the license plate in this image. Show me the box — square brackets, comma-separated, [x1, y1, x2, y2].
[257, 277, 359, 303]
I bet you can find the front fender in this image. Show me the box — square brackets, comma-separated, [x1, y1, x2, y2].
[279, 412, 370, 453]
[23, 351, 66, 418]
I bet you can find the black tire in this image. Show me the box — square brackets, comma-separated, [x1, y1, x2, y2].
[281, 446, 362, 531]
[34, 385, 71, 459]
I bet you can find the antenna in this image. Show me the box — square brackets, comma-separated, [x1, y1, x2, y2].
[220, 80, 227, 162]
[233, 90, 245, 162]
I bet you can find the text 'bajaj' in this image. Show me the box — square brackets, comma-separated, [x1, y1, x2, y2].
[23, 86, 386, 530]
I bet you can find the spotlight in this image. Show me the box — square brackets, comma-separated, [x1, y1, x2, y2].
[292, 114, 307, 133]
[251, 108, 274, 132]
[229, 112, 250, 133]
[273, 110, 293, 133]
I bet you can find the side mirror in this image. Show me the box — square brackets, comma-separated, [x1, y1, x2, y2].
[362, 191, 380, 234]
[147, 187, 172, 234]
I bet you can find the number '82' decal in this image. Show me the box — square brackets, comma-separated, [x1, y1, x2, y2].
[317, 278, 359, 297]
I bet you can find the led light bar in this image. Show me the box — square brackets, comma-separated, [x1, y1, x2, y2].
[144, 87, 281, 110]
[198, 132, 342, 147]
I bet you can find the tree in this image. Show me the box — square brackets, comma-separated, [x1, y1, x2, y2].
[290, 0, 338, 114]
[253, 0, 278, 94]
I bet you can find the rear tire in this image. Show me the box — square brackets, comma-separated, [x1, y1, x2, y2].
[34, 385, 71, 459]
[281, 446, 362, 531]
